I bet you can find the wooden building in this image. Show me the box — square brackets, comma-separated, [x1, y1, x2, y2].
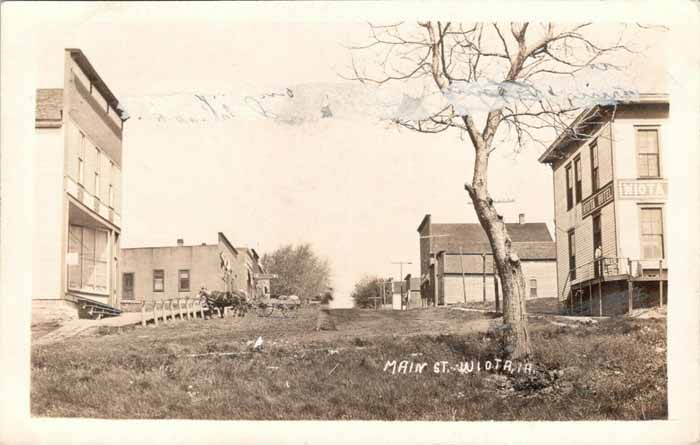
[538, 94, 669, 315]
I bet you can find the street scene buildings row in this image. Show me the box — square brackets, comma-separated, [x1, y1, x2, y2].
[31, 49, 669, 319]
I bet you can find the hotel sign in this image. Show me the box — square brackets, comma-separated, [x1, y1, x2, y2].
[616, 179, 668, 201]
[582, 181, 614, 218]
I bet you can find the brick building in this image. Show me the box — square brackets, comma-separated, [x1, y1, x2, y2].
[120, 233, 266, 304]
[539, 94, 669, 315]
[33, 49, 128, 321]
[417, 214, 557, 306]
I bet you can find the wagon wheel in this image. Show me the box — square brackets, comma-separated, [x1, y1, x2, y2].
[256, 303, 273, 318]
[283, 304, 298, 318]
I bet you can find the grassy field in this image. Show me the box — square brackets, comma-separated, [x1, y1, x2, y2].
[31, 307, 667, 420]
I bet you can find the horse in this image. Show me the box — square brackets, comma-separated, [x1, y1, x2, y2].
[198, 289, 250, 318]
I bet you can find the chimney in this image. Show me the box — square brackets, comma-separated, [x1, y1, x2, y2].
[518, 213, 525, 225]
[177, 238, 184, 246]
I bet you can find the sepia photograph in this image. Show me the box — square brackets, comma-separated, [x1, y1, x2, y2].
[1, 1, 699, 444]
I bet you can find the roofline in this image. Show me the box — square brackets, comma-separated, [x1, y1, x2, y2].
[417, 214, 431, 233]
[218, 232, 239, 255]
[121, 243, 217, 251]
[66, 48, 129, 121]
[538, 94, 670, 164]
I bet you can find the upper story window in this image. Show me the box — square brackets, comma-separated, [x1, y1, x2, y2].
[108, 161, 114, 208]
[637, 128, 660, 178]
[574, 156, 582, 203]
[94, 148, 101, 200]
[590, 141, 599, 193]
[78, 131, 86, 185]
[565, 164, 574, 210]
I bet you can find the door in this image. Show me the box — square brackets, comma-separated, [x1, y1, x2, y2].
[592, 214, 602, 278]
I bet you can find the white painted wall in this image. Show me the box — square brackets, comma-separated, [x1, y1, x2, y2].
[521, 261, 558, 300]
[33, 127, 65, 299]
[611, 112, 668, 266]
[442, 260, 556, 304]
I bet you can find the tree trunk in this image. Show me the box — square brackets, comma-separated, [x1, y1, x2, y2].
[466, 174, 530, 360]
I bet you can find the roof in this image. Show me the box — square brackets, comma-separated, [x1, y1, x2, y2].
[66, 48, 129, 121]
[36, 89, 63, 127]
[428, 222, 553, 254]
[538, 93, 669, 164]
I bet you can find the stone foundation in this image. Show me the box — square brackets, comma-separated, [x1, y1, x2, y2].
[32, 299, 80, 325]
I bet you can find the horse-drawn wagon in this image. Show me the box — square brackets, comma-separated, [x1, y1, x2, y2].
[253, 295, 301, 318]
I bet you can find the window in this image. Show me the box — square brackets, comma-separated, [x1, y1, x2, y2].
[153, 270, 165, 292]
[568, 230, 577, 280]
[565, 164, 574, 210]
[122, 273, 135, 300]
[593, 214, 603, 277]
[590, 141, 599, 193]
[178, 270, 190, 292]
[78, 132, 85, 185]
[108, 161, 115, 208]
[641, 208, 664, 259]
[574, 156, 582, 203]
[94, 148, 101, 200]
[637, 129, 660, 178]
[67, 225, 109, 294]
[529, 279, 537, 298]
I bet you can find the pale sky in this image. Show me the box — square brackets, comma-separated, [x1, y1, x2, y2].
[32, 3, 668, 307]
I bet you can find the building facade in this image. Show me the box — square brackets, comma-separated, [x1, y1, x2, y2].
[538, 95, 669, 314]
[404, 275, 422, 309]
[33, 49, 128, 320]
[120, 233, 266, 304]
[417, 214, 557, 306]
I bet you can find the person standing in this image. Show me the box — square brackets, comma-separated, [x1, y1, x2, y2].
[315, 287, 337, 331]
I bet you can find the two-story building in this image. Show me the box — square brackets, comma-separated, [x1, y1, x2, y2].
[417, 214, 557, 306]
[119, 233, 267, 305]
[33, 49, 128, 321]
[538, 94, 669, 315]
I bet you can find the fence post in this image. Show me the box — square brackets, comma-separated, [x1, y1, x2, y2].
[588, 281, 593, 316]
[152, 301, 158, 326]
[659, 259, 663, 307]
[598, 281, 603, 316]
[141, 301, 146, 327]
[199, 300, 204, 319]
[161, 300, 167, 324]
[627, 259, 634, 313]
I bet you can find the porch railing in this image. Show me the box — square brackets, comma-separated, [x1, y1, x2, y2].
[560, 256, 666, 315]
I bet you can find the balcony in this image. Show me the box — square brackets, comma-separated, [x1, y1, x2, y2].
[65, 176, 121, 227]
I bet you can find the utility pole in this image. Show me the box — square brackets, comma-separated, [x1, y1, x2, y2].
[391, 261, 412, 283]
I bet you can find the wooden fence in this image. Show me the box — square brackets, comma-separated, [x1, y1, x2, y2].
[139, 297, 223, 327]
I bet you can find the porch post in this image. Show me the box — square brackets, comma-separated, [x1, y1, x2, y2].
[659, 259, 663, 307]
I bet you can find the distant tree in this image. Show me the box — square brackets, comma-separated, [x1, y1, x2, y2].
[261, 243, 332, 300]
[351, 276, 382, 309]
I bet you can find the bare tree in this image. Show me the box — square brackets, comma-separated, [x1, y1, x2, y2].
[346, 22, 636, 358]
